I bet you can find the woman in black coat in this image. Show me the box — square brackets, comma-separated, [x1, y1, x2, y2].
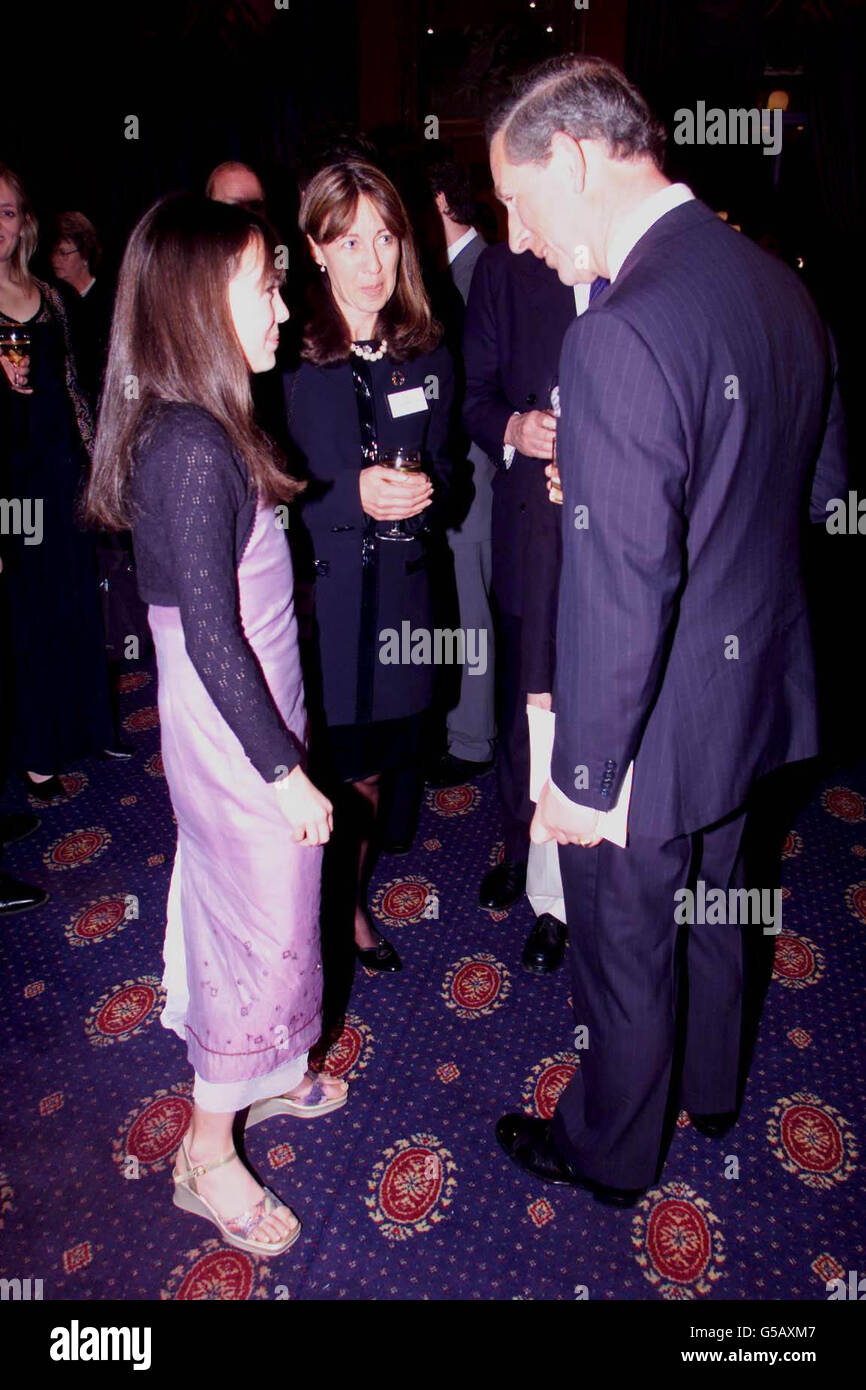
[284, 159, 454, 976]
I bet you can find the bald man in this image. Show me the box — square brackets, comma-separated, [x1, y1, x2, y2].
[206, 162, 265, 213]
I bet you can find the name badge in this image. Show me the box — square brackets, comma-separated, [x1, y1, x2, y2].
[386, 386, 429, 419]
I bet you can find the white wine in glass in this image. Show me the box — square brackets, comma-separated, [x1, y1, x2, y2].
[377, 447, 423, 541]
[0, 327, 31, 389]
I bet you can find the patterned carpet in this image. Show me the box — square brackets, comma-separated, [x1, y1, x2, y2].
[1, 662, 864, 1302]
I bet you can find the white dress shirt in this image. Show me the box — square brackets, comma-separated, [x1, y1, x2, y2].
[447, 226, 478, 266]
[606, 182, 694, 282]
[573, 281, 592, 315]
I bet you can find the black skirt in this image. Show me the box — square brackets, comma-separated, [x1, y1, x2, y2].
[314, 714, 422, 785]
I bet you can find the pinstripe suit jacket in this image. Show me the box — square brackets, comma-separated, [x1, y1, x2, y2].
[551, 199, 847, 837]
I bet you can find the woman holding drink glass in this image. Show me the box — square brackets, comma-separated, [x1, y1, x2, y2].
[284, 160, 455, 976]
[0, 164, 114, 799]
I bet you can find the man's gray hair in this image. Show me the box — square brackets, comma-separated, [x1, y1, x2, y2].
[487, 55, 666, 168]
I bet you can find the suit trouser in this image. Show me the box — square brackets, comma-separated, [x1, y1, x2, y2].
[445, 538, 496, 764]
[492, 608, 533, 863]
[551, 807, 747, 1189]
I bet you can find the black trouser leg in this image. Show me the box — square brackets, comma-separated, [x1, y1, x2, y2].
[680, 809, 748, 1113]
[551, 811, 747, 1190]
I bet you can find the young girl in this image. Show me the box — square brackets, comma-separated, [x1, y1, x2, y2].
[87, 195, 346, 1256]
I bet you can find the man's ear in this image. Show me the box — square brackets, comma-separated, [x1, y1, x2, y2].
[550, 131, 587, 193]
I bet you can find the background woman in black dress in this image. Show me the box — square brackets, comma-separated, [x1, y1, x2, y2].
[284, 159, 455, 980]
[0, 164, 113, 800]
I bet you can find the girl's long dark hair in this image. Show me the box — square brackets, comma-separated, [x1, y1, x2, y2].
[86, 194, 301, 530]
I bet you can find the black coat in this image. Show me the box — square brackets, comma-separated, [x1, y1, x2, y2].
[284, 342, 455, 728]
[63, 276, 113, 412]
[462, 244, 575, 690]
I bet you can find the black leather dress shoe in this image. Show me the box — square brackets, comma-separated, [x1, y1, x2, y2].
[23, 775, 67, 802]
[689, 1110, 738, 1139]
[0, 813, 41, 847]
[479, 860, 526, 911]
[495, 1113, 644, 1208]
[427, 753, 494, 789]
[0, 870, 48, 915]
[355, 931, 403, 973]
[522, 913, 567, 974]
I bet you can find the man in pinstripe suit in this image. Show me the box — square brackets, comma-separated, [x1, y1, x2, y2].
[490, 56, 847, 1204]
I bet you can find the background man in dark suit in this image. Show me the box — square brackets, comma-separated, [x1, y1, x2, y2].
[491, 55, 847, 1204]
[462, 240, 575, 972]
[425, 159, 497, 789]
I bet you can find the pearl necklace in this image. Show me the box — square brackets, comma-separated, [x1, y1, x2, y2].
[350, 339, 388, 363]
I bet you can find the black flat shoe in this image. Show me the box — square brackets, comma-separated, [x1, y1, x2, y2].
[23, 775, 67, 802]
[355, 931, 403, 973]
[495, 1113, 644, 1208]
[689, 1110, 738, 1139]
[101, 742, 134, 760]
[0, 871, 48, 915]
[479, 859, 526, 911]
[522, 913, 567, 974]
[426, 753, 494, 789]
[0, 813, 41, 847]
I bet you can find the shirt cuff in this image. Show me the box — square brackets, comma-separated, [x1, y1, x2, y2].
[502, 412, 521, 469]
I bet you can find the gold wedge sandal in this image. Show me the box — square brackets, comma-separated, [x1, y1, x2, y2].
[172, 1139, 300, 1256]
[245, 1071, 349, 1129]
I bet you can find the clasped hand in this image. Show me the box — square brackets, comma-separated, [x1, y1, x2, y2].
[530, 780, 602, 848]
[359, 465, 432, 521]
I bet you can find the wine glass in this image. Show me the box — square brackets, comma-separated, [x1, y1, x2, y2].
[376, 447, 423, 542]
[548, 384, 561, 499]
[0, 327, 32, 392]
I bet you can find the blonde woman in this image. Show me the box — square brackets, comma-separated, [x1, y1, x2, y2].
[0, 163, 113, 800]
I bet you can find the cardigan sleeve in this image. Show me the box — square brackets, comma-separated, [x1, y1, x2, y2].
[135, 407, 302, 782]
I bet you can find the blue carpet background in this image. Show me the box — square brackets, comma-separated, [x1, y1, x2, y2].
[1, 662, 864, 1301]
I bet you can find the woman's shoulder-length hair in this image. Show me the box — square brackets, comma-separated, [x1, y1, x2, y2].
[85, 193, 301, 531]
[299, 159, 441, 367]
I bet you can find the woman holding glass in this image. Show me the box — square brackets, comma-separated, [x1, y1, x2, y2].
[86, 195, 346, 1256]
[0, 163, 114, 798]
[284, 160, 454, 976]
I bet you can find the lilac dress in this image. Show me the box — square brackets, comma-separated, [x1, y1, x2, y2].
[132, 404, 322, 1111]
